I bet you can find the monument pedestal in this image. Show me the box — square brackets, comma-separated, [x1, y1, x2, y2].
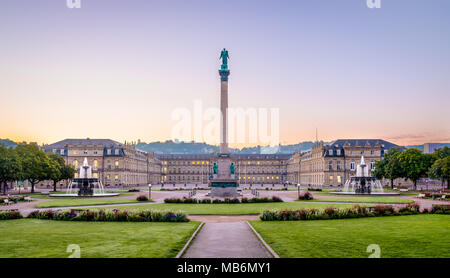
[209, 154, 239, 198]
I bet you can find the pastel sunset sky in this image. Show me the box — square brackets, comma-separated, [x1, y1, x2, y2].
[1, 0, 449, 147]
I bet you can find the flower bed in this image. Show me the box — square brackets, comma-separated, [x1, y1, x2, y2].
[164, 196, 283, 204]
[298, 191, 314, 200]
[0, 210, 23, 220]
[260, 202, 448, 221]
[27, 209, 189, 222]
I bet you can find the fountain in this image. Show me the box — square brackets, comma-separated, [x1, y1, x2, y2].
[49, 158, 119, 197]
[332, 156, 399, 195]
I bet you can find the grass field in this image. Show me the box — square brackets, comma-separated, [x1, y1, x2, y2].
[0, 219, 200, 258]
[89, 202, 364, 215]
[36, 198, 152, 208]
[250, 214, 450, 258]
[304, 197, 413, 204]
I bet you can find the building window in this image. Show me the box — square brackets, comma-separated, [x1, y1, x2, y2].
[337, 161, 341, 171]
[114, 174, 119, 181]
[73, 160, 78, 169]
[370, 150, 374, 155]
[328, 149, 333, 155]
[73, 151, 78, 155]
[115, 161, 119, 169]
[371, 161, 375, 171]
[83, 150, 88, 155]
[107, 149, 111, 155]
[329, 175, 333, 181]
[93, 173, 98, 178]
[336, 149, 341, 155]
[93, 160, 98, 169]
[350, 162, 355, 171]
[115, 149, 119, 155]
[328, 161, 333, 171]
[337, 175, 341, 183]
[106, 174, 111, 180]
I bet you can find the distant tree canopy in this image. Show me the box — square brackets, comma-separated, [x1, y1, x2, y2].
[0, 143, 75, 193]
[374, 147, 449, 189]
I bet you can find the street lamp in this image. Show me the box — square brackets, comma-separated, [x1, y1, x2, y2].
[148, 184, 152, 200]
[297, 184, 301, 199]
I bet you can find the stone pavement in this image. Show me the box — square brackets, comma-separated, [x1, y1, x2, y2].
[182, 221, 272, 258]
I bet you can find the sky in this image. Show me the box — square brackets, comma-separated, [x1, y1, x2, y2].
[0, 0, 449, 147]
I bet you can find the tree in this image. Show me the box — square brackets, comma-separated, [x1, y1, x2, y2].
[397, 148, 429, 190]
[434, 146, 450, 159]
[15, 144, 51, 193]
[428, 157, 450, 189]
[47, 153, 65, 192]
[373, 147, 402, 189]
[0, 144, 22, 194]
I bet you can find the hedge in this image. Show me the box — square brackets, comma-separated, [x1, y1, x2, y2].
[164, 196, 283, 204]
[27, 209, 189, 222]
[260, 203, 449, 221]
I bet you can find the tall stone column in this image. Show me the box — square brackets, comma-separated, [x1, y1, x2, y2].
[219, 70, 230, 153]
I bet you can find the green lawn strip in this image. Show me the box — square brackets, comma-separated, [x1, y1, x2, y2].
[87, 202, 362, 215]
[0, 219, 200, 258]
[31, 193, 134, 200]
[304, 197, 413, 204]
[36, 198, 152, 208]
[250, 214, 450, 258]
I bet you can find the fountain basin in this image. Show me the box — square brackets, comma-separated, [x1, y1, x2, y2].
[48, 193, 120, 197]
[330, 191, 400, 196]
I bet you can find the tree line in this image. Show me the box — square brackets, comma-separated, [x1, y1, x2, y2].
[374, 147, 450, 189]
[0, 144, 75, 194]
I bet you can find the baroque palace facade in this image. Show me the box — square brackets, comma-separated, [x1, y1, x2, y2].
[40, 138, 402, 188]
[43, 139, 161, 187]
[286, 139, 401, 187]
[157, 153, 291, 185]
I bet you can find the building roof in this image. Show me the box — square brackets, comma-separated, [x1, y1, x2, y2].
[328, 139, 399, 149]
[43, 138, 121, 149]
[155, 153, 292, 160]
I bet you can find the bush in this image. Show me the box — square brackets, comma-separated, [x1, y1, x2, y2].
[373, 205, 395, 216]
[128, 189, 140, 192]
[136, 195, 149, 201]
[431, 204, 450, 214]
[27, 209, 189, 222]
[0, 210, 23, 220]
[398, 202, 420, 214]
[298, 192, 313, 200]
[307, 188, 322, 191]
[271, 196, 283, 202]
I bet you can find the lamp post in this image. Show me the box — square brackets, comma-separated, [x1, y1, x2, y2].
[297, 183, 300, 200]
[148, 184, 152, 200]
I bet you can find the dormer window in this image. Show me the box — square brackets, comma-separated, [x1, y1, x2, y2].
[328, 149, 333, 155]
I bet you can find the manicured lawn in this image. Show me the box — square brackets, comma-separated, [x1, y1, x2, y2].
[36, 198, 152, 208]
[31, 192, 134, 200]
[304, 197, 413, 204]
[0, 219, 200, 258]
[250, 214, 450, 258]
[91, 202, 364, 215]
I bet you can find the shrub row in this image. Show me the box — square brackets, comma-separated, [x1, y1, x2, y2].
[260, 202, 448, 221]
[298, 192, 314, 200]
[164, 196, 283, 204]
[307, 188, 322, 192]
[136, 195, 149, 201]
[0, 210, 23, 220]
[27, 209, 189, 222]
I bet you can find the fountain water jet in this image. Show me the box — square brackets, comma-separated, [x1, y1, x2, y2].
[332, 156, 399, 196]
[49, 158, 119, 197]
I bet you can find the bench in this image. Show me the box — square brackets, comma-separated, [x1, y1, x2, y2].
[3, 199, 10, 205]
[417, 193, 426, 198]
[399, 189, 409, 192]
[24, 196, 32, 202]
[438, 195, 447, 201]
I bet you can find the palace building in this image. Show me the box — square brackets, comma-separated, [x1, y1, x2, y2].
[43, 139, 161, 187]
[287, 139, 400, 187]
[157, 153, 290, 185]
[40, 138, 403, 188]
